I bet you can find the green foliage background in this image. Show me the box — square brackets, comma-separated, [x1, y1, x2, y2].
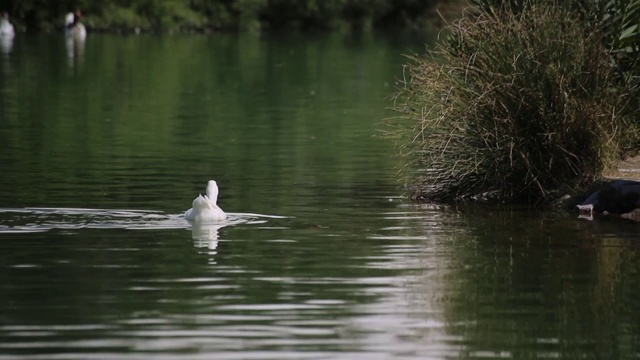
[1, 0, 463, 32]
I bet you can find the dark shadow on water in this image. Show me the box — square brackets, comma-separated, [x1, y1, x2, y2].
[407, 203, 640, 359]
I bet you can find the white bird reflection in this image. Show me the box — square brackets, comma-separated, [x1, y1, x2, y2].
[0, 35, 13, 55]
[191, 222, 226, 250]
[189, 212, 285, 250]
[65, 35, 85, 68]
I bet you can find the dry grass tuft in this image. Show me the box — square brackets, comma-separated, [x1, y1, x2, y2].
[387, 4, 639, 203]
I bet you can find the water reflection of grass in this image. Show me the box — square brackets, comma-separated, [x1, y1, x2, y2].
[406, 206, 640, 358]
[1, 33, 420, 212]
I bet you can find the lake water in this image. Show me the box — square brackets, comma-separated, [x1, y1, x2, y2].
[1, 32, 640, 359]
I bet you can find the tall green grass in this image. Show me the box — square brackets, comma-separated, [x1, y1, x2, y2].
[473, 0, 640, 91]
[387, 3, 640, 203]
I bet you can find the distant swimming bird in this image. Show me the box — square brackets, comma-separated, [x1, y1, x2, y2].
[0, 12, 15, 38]
[65, 10, 86, 40]
[185, 180, 227, 223]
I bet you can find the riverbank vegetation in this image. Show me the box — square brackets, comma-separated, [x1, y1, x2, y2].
[387, 0, 640, 204]
[2, 0, 465, 33]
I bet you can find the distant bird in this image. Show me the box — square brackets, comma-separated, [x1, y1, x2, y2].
[0, 12, 15, 38]
[185, 180, 227, 223]
[65, 10, 86, 40]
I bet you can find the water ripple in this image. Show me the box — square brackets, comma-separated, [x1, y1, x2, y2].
[0, 207, 284, 234]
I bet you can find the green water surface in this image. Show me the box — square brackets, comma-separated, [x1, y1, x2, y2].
[0, 32, 639, 360]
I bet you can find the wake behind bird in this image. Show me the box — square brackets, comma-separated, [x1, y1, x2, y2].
[0, 207, 284, 234]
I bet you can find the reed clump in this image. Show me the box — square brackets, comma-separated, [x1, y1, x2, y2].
[388, 3, 640, 203]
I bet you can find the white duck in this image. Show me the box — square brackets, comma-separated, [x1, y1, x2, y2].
[0, 13, 15, 38]
[65, 11, 86, 40]
[185, 180, 227, 223]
